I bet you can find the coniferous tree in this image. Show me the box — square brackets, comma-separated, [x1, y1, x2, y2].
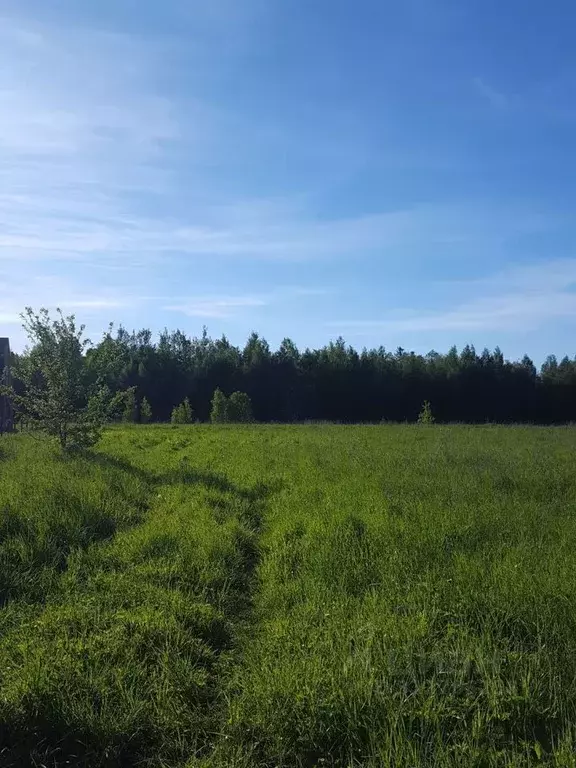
[14, 307, 576, 427]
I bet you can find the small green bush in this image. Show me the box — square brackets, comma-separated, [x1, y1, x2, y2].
[171, 397, 193, 425]
[417, 400, 435, 424]
[210, 388, 229, 423]
[227, 391, 253, 423]
[140, 397, 153, 424]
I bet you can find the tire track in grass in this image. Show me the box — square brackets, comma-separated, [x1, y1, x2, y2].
[194, 475, 283, 766]
[174, 455, 282, 624]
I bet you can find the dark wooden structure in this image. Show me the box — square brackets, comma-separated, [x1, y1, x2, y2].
[0, 337, 14, 433]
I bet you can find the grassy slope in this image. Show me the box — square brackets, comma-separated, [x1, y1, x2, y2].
[1, 426, 576, 766]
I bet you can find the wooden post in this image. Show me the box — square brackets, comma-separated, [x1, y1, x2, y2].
[0, 337, 14, 433]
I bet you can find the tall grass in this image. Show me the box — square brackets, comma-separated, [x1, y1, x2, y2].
[2, 425, 576, 766]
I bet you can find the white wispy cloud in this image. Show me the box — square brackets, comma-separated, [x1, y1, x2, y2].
[0, 18, 178, 153]
[0, 313, 21, 325]
[164, 285, 333, 319]
[165, 296, 268, 319]
[0, 13, 181, 286]
[0, 14, 557, 273]
[0, 195, 554, 265]
[473, 76, 509, 108]
[0, 269, 145, 342]
[328, 259, 576, 335]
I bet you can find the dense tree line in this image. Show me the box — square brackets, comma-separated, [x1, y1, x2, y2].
[27, 324, 569, 424]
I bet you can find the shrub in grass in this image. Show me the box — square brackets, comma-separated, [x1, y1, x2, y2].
[171, 397, 193, 425]
[140, 396, 153, 424]
[417, 400, 435, 424]
[227, 392, 254, 423]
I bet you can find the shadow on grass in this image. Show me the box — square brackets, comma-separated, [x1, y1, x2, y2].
[86, 452, 153, 484]
[0, 721, 107, 768]
[90, 452, 283, 503]
[0, 451, 151, 606]
[0, 715, 181, 768]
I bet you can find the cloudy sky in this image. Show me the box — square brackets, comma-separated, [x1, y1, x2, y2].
[2, 0, 576, 360]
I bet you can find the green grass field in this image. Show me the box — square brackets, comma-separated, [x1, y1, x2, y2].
[2, 425, 576, 767]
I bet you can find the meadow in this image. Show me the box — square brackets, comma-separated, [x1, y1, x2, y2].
[1, 424, 576, 767]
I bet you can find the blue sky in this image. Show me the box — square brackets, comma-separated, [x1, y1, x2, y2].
[2, 0, 576, 361]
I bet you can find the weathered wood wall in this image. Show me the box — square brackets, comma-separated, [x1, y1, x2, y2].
[0, 337, 14, 432]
